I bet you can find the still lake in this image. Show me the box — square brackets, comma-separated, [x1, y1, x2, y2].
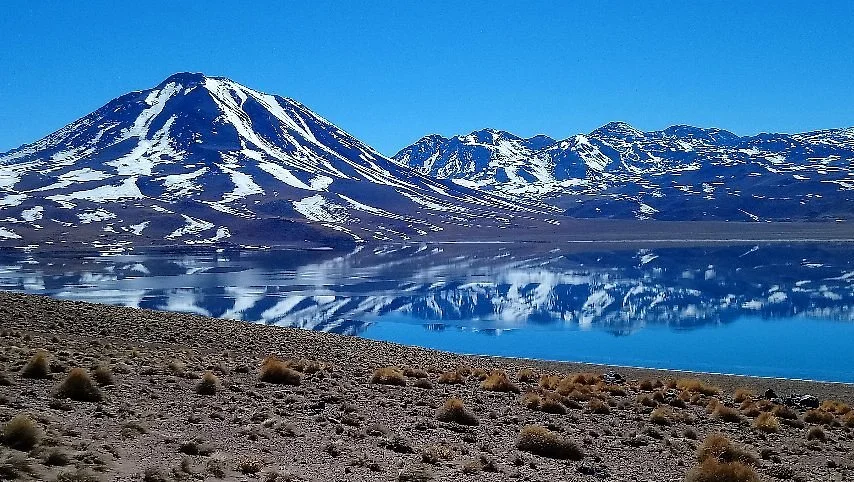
[2, 242, 854, 382]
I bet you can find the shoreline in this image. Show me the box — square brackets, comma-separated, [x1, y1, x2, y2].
[1, 292, 853, 481]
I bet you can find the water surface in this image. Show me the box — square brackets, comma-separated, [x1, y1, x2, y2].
[2, 242, 853, 381]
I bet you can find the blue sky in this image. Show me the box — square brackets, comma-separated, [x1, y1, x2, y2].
[1, 1, 852, 155]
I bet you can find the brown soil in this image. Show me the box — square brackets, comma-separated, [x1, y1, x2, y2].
[0, 292, 852, 481]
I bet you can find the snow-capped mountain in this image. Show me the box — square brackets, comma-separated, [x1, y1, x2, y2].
[0, 73, 557, 248]
[394, 122, 854, 221]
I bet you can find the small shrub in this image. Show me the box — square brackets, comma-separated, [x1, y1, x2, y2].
[2, 413, 41, 451]
[650, 406, 673, 426]
[196, 371, 219, 395]
[740, 402, 761, 418]
[820, 399, 851, 415]
[753, 412, 780, 433]
[569, 372, 599, 385]
[413, 378, 433, 389]
[807, 426, 826, 442]
[538, 374, 560, 390]
[713, 404, 743, 423]
[437, 370, 465, 385]
[21, 350, 50, 378]
[697, 434, 756, 465]
[92, 364, 114, 386]
[685, 458, 759, 482]
[638, 379, 656, 391]
[677, 378, 720, 396]
[637, 393, 656, 407]
[403, 366, 428, 379]
[803, 409, 834, 425]
[586, 398, 610, 414]
[55, 368, 103, 402]
[371, 366, 406, 386]
[520, 392, 541, 410]
[733, 389, 753, 403]
[771, 404, 798, 420]
[517, 368, 537, 383]
[516, 425, 583, 460]
[540, 393, 568, 414]
[435, 397, 478, 426]
[602, 384, 627, 396]
[843, 411, 854, 428]
[259, 356, 301, 385]
[480, 370, 519, 393]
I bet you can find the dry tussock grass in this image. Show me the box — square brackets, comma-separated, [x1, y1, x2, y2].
[480, 370, 519, 393]
[370, 366, 406, 386]
[259, 356, 302, 385]
[803, 409, 834, 425]
[437, 370, 466, 385]
[2, 413, 41, 451]
[753, 412, 780, 433]
[21, 350, 50, 379]
[435, 397, 478, 426]
[516, 425, 583, 460]
[55, 368, 102, 402]
[677, 378, 720, 396]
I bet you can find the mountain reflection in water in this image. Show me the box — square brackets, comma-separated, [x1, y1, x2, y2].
[1, 243, 853, 338]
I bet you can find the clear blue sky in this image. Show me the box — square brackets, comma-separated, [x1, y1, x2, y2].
[1, 1, 852, 156]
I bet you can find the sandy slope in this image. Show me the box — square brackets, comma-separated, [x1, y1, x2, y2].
[0, 292, 852, 481]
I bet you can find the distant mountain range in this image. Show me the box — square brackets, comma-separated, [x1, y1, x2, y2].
[394, 124, 854, 221]
[1, 72, 853, 247]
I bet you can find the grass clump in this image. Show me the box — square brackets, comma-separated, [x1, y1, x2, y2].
[480, 370, 519, 393]
[520, 391, 567, 414]
[21, 350, 50, 379]
[437, 370, 465, 385]
[753, 412, 780, 433]
[697, 434, 756, 466]
[538, 374, 560, 390]
[712, 404, 743, 423]
[650, 406, 674, 425]
[435, 397, 478, 426]
[2, 413, 41, 451]
[677, 378, 720, 396]
[685, 458, 759, 482]
[516, 425, 584, 460]
[820, 399, 850, 415]
[586, 398, 610, 414]
[803, 409, 834, 425]
[370, 366, 406, 386]
[196, 371, 219, 395]
[517, 368, 537, 383]
[807, 426, 826, 442]
[843, 411, 854, 428]
[771, 404, 798, 420]
[55, 368, 103, 402]
[92, 364, 114, 386]
[733, 388, 753, 403]
[259, 356, 301, 385]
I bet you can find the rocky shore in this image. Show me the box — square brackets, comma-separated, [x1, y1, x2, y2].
[0, 292, 852, 481]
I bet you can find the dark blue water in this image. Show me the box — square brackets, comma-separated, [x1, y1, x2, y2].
[2, 242, 853, 382]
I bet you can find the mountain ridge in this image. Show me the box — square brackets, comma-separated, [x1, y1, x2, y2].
[0, 72, 558, 249]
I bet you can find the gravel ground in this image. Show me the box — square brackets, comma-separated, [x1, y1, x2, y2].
[0, 292, 853, 481]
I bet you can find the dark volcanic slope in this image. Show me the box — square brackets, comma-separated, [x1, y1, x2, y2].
[0, 73, 556, 249]
[1, 292, 852, 481]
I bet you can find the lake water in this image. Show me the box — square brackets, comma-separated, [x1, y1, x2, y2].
[2, 242, 854, 382]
